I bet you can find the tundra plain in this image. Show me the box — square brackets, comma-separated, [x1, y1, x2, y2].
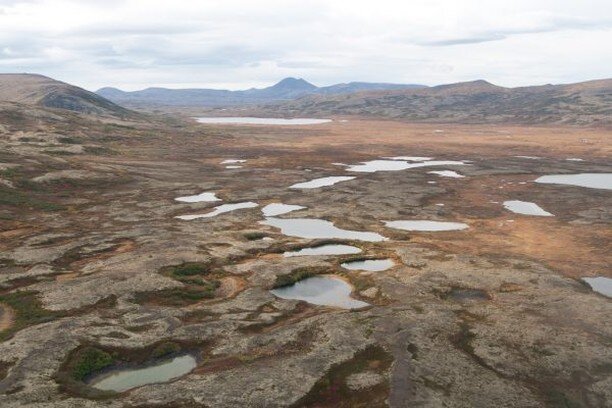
[0, 113, 611, 407]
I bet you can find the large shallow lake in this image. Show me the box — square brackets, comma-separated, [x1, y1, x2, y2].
[535, 173, 612, 190]
[261, 217, 387, 242]
[195, 117, 331, 125]
[346, 159, 467, 173]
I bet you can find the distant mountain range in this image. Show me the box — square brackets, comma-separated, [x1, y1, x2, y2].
[1, 73, 610, 126]
[253, 78, 612, 126]
[0, 73, 134, 119]
[96, 77, 426, 108]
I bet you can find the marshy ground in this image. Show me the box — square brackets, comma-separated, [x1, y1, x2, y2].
[0, 115, 610, 407]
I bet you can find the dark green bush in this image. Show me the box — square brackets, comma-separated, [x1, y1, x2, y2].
[273, 268, 317, 288]
[71, 347, 114, 380]
[172, 263, 208, 276]
[244, 232, 267, 241]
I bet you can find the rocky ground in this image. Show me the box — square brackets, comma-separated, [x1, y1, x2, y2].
[0, 113, 610, 407]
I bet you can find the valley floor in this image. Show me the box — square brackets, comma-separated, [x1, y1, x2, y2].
[0, 116, 610, 407]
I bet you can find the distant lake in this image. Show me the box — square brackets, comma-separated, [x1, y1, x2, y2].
[195, 117, 331, 125]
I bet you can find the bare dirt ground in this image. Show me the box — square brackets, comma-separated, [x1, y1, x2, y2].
[0, 304, 12, 331]
[0, 115, 610, 407]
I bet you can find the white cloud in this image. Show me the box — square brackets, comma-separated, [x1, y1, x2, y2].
[0, 0, 610, 90]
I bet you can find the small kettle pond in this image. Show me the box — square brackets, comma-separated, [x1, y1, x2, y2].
[88, 354, 197, 392]
[261, 203, 306, 217]
[289, 176, 355, 189]
[503, 200, 553, 217]
[283, 244, 362, 257]
[175, 192, 220, 203]
[176, 202, 258, 220]
[341, 259, 395, 272]
[270, 275, 369, 309]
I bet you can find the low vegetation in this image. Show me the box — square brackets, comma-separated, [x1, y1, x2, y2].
[293, 345, 393, 407]
[71, 347, 115, 381]
[0, 186, 63, 211]
[0, 291, 61, 341]
[167, 262, 210, 277]
[134, 285, 218, 307]
[151, 341, 182, 359]
[135, 262, 222, 306]
[243, 232, 268, 241]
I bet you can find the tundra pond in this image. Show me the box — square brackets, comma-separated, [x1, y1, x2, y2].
[270, 275, 370, 309]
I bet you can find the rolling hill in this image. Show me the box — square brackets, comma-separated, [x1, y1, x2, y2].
[0, 73, 135, 119]
[255, 79, 612, 126]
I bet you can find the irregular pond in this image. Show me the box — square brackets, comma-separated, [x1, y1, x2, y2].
[89, 355, 197, 392]
[175, 192, 221, 203]
[176, 202, 258, 220]
[225, 165, 243, 169]
[503, 200, 553, 216]
[346, 160, 467, 173]
[384, 220, 468, 231]
[196, 117, 331, 125]
[262, 203, 306, 217]
[341, 259, 394, 272]
[428, 170, 465, 178]
[534, 173, 612, 191]
[289, 176, 356, 189]
[270, 275, 369, 309]
[582, 277, 612, 298]
[260, 217, 387, 242]
[221, 159, 246, 164]
[283, 244, 362, 257]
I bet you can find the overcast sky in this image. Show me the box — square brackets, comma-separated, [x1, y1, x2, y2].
[1, 0, 611, 91]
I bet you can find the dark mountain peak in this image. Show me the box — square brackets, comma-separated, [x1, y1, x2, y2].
[270, 77, 317, 91]
[94, 78, 427, 107]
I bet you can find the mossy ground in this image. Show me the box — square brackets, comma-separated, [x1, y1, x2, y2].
[135, 262, 223, 306]
[0, 291, 61, 341]
[0, 293, 116, 341]
[292, 345, 393, 408]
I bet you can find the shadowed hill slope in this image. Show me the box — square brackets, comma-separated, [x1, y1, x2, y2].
[0, 74, 136, 119]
